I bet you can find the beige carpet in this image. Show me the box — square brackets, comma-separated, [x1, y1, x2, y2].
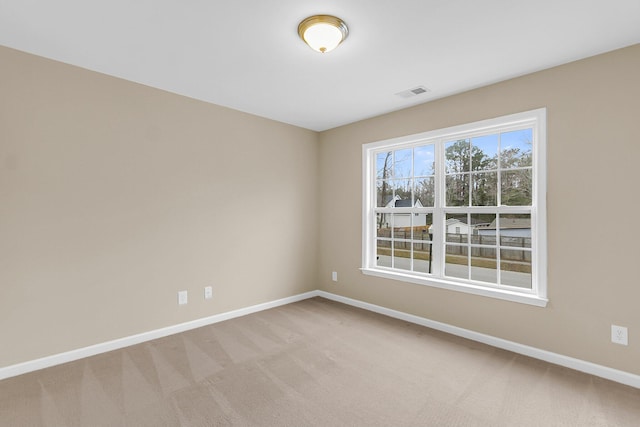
[1, 297, 639, 426]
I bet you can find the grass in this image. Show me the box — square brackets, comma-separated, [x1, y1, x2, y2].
[377, 247, 531, 273]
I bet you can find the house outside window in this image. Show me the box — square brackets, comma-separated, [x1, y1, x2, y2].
[362, 109, 547, 306]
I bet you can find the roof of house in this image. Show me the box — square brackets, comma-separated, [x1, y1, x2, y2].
[445, 218, 466, 226]
[383, 195, 423, 208]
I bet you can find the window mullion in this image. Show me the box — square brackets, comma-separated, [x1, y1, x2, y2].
[497, 131, 502, 206]
[431, 138, 445, 277]
[496, 215, 502, 285]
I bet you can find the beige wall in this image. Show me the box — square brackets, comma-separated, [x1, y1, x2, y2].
[0, 46, 319, 367]
[318, 44, 640, 375]
[2, 41, 639, 377]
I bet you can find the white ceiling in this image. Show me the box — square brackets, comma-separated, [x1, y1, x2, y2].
[1, 1, 639, 131]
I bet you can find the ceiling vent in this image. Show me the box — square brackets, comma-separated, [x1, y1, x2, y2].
[395, 86, 430, 98]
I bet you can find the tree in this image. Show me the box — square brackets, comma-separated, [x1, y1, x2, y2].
[500, 141, 532, 206]
[377, 151, 392, 229]
[445, 140, 495, 206]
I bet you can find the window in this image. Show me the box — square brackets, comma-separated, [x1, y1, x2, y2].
[362, 109, 547, 306]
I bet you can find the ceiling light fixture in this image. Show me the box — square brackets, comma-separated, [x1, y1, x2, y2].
[298, 15, 348, 53]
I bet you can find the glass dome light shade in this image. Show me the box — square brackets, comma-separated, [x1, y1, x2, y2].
[298, 15, 348, 53]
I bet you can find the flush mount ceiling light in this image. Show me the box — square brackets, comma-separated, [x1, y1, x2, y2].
[298, 15, 348, 53]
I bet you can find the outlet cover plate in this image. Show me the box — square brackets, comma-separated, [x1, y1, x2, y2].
[178, 290, 188, 305]
[611, 325, 628, 346]
[204, 286, 213, 300]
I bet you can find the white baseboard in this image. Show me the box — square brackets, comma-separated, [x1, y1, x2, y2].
[316, 290, 640, 389]
[0, 291, 317, 381]
[2, 289, 639, 390]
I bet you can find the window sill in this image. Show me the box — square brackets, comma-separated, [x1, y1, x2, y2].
[360, 267, 548, 307]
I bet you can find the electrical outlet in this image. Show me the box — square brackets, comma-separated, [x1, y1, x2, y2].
[332, 271, 338, 282]
[611, 325, 628, 346]
[204, 286, 213, 300]
[178, 290, 188, 305]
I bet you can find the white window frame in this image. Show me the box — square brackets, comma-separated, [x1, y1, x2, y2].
[361, 109, 547, 307]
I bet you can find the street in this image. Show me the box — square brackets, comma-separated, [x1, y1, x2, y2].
[377, 255, 531, 288]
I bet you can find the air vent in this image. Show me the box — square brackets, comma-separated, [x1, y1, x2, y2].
[395, 85, 431, 98]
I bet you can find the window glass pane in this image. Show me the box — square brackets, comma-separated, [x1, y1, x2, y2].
[499, 214, 531, 248]
[471, 134, 498, 171]
[392, 214, 412, 239]
[376, 213, 391, 238]
[445, 245, 468, 280]
[471, 214, 496, 245]
[470, 214, 498, 283]
[394, 148, 413, 178]
[445, 139, 471, 173]
[415, 177, 435, 207]
[471, 247, 497, 284]
[413, 242, 433, 274]
[392, 179, 413, 205]
[376, 240, 392, 268]
[376, 151, 393, 179]
[376, 179, 392, 207]
[471, 172, 497, 206]
[413, 213, 432, 240]
[445, 174, 469, 206]
[500, 249, 532, 289]
[393, 241, 411, 271]
[414, 144, 435, 176]
[445, 213, 469, 243]
[501, 129, 533, 168]
[501, 169, 532, 206]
